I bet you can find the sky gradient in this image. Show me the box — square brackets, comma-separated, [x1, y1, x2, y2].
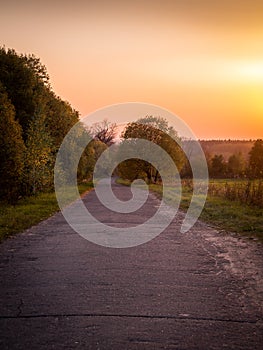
[1, 0, 263, 139]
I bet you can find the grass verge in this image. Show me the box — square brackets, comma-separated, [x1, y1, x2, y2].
[200, 196, 263, 241]
[0, 182, 93, 242]
[116, 178, 263, 242]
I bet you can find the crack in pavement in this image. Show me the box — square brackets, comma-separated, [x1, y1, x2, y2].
[16, 299, 24, 317]
[0, 312, 261, 324]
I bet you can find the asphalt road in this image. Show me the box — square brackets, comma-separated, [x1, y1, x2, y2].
[0, 182, 263, 349]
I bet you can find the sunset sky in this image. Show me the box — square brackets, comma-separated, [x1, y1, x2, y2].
[1, 0, 263, 139]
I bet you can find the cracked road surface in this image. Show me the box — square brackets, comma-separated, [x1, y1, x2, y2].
[0, 182, 263, 349]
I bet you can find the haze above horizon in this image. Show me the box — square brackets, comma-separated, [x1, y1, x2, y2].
[0, 0, 262, 139]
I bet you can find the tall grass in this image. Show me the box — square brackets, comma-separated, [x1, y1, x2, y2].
[116, 178, 263, 241]
[209, 180, 263, 208]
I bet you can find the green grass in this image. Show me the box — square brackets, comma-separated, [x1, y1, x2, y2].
[116, 178, 263, 242]
[0, 182, 93, 241]
[200, 196, 263, 240]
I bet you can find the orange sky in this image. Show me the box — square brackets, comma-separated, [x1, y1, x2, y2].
[1, 0, 263, 139]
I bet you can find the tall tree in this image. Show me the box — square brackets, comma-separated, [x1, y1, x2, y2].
[45, 95, 79, 150]
[23, 114, 54, 195]
[88, 119, 118, 146]
[0, 47, 79, 146]
[227, 152, 246, 178]
[0, 47, 88, 198]
[209, 154, 226, 178]
[0, 48, 41, 136]
[0, 85, 25, 202]
[23, 54, 50, 87]
[248, 139, 263, 178]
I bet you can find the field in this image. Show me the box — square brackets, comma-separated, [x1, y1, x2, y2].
[117, 178, 263, 242]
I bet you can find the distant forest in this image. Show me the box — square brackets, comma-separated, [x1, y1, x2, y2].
[182, 139, 262, 179]
[200, 140, 254, 161]
[0, 48, 262, 203]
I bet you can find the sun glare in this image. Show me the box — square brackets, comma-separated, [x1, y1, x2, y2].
[236, 61, 263, 81]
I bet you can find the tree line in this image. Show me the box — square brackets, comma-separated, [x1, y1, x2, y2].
[0, 48, 106, 202]
[206, 140, 263, 179]
[1, 48, 262, 204]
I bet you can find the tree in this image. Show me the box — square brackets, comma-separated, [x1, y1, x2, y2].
[45, 95, 80, 150]
[88, 119, 118, 146]
[227, 152, 246, 178]
[0, 47, 85, 198]
[0, 47, 43, 136]
[209, 154, 226, 178]
[77, 140, 108, 181]
[248, 139, 263, 178]
[23, 114, 54, 195]
[78, 143, 95, 181]
[0, 85, 25, 202]
[23, 54, 50, 87]
[0, 47, 79, 147]
[136, 115, 178, 139]
[118, 158, 151, 182]
[118, 116, 185, 183]
[79, 120, 119, 179]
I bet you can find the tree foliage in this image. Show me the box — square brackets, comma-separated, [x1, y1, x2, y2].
[208, 154, 226, 178]
[0, 48, 45, 136]
[0, 84, 25, 202]
[136, 115, 178, 139]
[23, 115, 54, 195]
[248, 139, 263, 178]
[227, 152, 245, 178]
[0, 47, 92, 202]
[118, 116, 185, 183]
[45, 96, 79, 150]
